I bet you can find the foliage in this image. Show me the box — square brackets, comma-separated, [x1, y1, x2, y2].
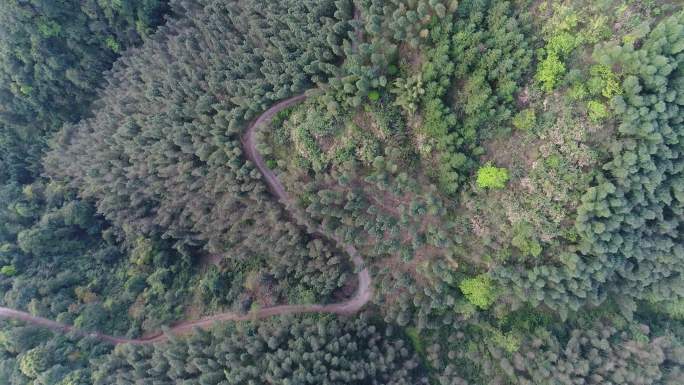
[45, 1, 351, 304]
[365, 0, 458, 48]
[0, 180, 197, 336]
[0, 325, 109, 385]
[294, 146, 457, 273]
[450, 1, 534, 136]
[93, 317, 429, 384]
[459, 274, 498, 310]
[586, 100, 609, 122]
[496, 11, 684, 317]
[512, 109, 536, 132]
[0, 0, 169, 183]
[0, 2, 682, 385]
[499, 321, 683, 385]
[536, 53, 567, 91]
[476, 164, 510, 189]
[418, 0, 533, 194]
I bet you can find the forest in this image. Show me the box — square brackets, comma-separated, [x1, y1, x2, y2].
[0, 0, 682, 384]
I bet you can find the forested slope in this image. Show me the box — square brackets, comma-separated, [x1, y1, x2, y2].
[0, 0, 186, 340]
[46, 0, 351, 271]
[0, 0, 682, 384]
[0, 0, 169, 183]
[495, 8, 684, 317]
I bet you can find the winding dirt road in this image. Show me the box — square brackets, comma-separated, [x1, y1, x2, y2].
[0, 5, 369, 346]
[0, 93, 372, 345]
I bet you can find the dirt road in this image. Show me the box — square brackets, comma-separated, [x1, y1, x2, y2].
[0, 6, 369, 346]
[0, 93, 372, 345]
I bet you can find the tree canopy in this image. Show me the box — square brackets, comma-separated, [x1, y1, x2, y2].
[0, 0, 682, 384]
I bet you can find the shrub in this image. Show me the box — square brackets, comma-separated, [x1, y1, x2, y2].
[368, 90, 381, 101]
[536, 53, 566, 91]
[476, 164, 509, 189]
[663, 299, 684, 320]
[459, 274, 498, 309]
[545, 154, 562, 169]
[105, 36, 120, 53]
[588, 64, 622, 98]
[535, 31, 578, 92]
[19, 347, 51, 378]
[568, 82, 588, 100]
[587, 100, 608, 122]
[512, 109, 536, 131]
[391, 74, 424, 115]
[547, 32, 577, 56]
[491, 330, 522, 353]
[0, 265, 17, 276]
[511, 222, 542, 258]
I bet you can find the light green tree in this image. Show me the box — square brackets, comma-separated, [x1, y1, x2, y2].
[459, 274, 498, 309]
[476, 164, 510, 189]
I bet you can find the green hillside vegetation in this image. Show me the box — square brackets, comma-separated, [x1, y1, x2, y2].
[0, 0, 681, 384]
[0, 0, 169, 183]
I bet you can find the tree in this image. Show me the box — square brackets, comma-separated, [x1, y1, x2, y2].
[459, 274, 498, 309]
[476, 164, 510, 189]
[536, 53, 566, 91]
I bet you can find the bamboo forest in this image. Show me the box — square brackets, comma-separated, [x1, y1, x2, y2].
[0, 0, 682, 384]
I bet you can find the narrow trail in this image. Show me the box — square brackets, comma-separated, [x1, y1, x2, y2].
[0, 93, 372, 346]
[0, 7, 369, 345]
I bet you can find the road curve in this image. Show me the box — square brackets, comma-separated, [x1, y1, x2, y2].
[0, 6, 369, 346]
[0, 93, 372, 345]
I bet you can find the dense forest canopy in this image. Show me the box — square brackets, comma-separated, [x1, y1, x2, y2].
[0, 0, 682, 384]
[0, 0, 169, 183]
[46, 0, 351, 260]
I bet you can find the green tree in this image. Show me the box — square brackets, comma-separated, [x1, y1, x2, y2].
[459, 274, 498, 309]
[586, 100, 609, 122]
[512, 109, 536, 131]
[536, 53, 566, 91]
[476, 164, 510, 189]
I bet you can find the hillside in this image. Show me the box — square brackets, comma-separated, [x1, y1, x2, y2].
[0, 1, 682, 384]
